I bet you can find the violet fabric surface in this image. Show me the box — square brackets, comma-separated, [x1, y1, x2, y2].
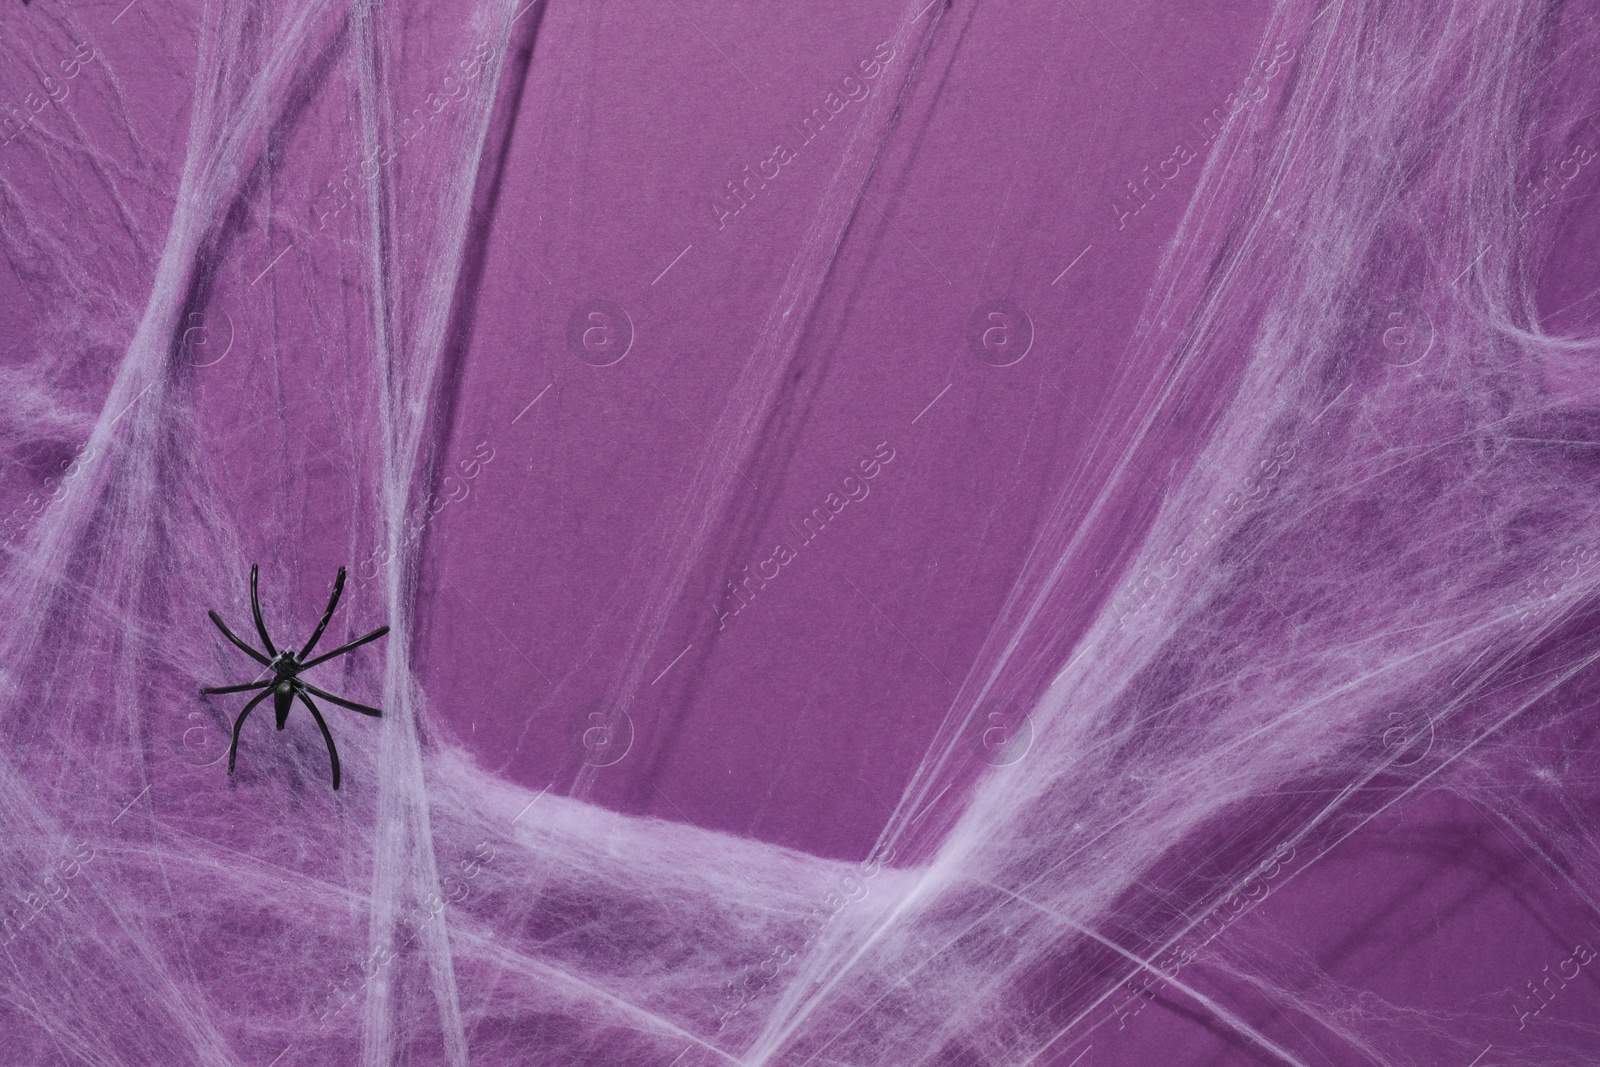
[2, 0, 1600, 1065]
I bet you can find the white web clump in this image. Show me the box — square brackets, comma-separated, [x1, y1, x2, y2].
[1, 0, 1599, 1065]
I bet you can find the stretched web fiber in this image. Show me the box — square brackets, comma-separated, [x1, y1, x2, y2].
[0, 0, 1598, 1065]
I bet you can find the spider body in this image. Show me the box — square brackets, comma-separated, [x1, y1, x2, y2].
[267, 652, 305, 728]
[202, 565, 389, 789]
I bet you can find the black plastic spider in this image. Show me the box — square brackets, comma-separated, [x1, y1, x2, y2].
[201, 565, 389, 789]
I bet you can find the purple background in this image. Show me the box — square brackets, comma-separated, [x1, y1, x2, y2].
[3, 0, 1600, 1063]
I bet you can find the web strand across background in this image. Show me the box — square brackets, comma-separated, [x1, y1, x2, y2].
[1, 0, 1599, 1065]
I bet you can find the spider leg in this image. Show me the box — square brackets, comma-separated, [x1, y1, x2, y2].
[209, 611, 271, 667]
[300, 681, 382, 717]
[299, 566, 348, 658]
[300, 624, 390, 670]
[228, 688, 273, 776]
[249, 564, 277, 657]
[201, 680, 271, 695]
[296, 691, 342, 790]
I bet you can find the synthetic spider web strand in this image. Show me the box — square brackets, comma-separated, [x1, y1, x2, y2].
[1190, 683, 1600, 1063]
[992, 619, 1600, 1067]
[5, 7, 164, 246]
[568, 0, 950, 806]
[0, 0, 357, 1062]
[740, 19, 1315, 1063]
[731, 2, 1600, 1066]
[0, 0, 1595, 1063]
[866, 18, 1307, 875]
[411, 758, 925, 1061]
[0, 0, 345, 676]
[1197, 952, 1458, 1067]
[985, 880, 1314, 1067]
[1035, 0, 1600, 1056]
[345, 0, 519, 1063]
